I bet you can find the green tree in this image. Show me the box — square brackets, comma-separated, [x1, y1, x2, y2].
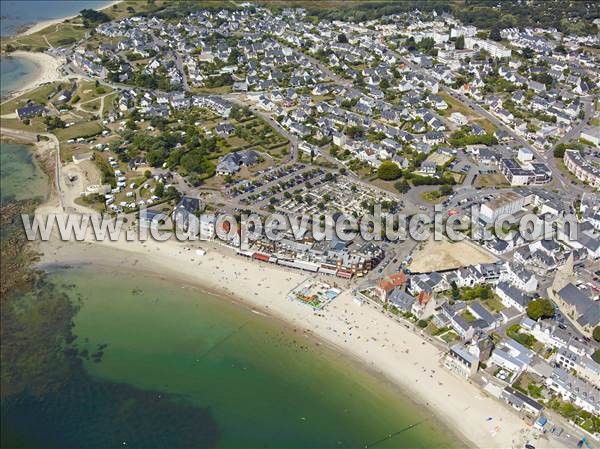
[439, 184, 453, 196]
[526, 298, 554, 320]
[43, 116, 66, 130]
[377, 161, 402, 181]
[593, 326, 600, 343]
[394, 180, 410, 193]
[153, 183, 164, 197]
[455, 35, 465, 50]
[521, 47, 534, 59]
[489, 26, 502, 41]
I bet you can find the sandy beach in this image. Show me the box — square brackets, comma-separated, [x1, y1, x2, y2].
[17, 1, 123, 36]
[1, 51, 63, 100]
[34, 223, 552, 449]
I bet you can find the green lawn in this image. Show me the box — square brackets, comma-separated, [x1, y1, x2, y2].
[80, 99, 102, 113]
[1, 83, 61, 115]
[506, 324, 537, 349]
[0, 117, 46, 133]
[3, 1, 167, 51]
[439, 91, 496, 133]
[484, 295, 505, 313]
[74, 81, 114, 104]
[54, 121, 103, 141]
[6, 23, 86, 51]
[440, 330, 459, 344]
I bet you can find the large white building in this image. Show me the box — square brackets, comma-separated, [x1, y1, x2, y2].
[444, 344, 479, 378]
[546, 368, 600, 414]
[564, 150, 600, 189]
[580, 127, 600, 146]
[480, 191, 526, 223]
[501, 262, 538, 293]
[450, 25, 477, 39]
[464, 37, 511, 58]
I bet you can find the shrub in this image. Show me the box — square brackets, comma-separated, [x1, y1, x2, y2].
[377, 160, 402, 180]
[527, 298, 554, 320]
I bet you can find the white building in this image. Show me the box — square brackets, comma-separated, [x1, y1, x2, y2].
[580, 127, 600, 146]
[501, 262, 538, 293]
[517, 148, 534, 164]
[495, 281, 530, 311]
[449, 112, 468, 126]
[464, 37, 512, 58]
[444, 344, 479, 378]
[545, 368, 600, 414]
[490, 339, 535, 378]
[564, 150, 600, 189]
[480, 192, 526, 223]
[199, 214, 216, 240]
[555, 347, 600, 385]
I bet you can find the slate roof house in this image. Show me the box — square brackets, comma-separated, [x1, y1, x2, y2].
[173, 196, 204, 229]
[16, 102, 46, 120]
[555, 283, 599, 337]
[216, 150, 260, 175]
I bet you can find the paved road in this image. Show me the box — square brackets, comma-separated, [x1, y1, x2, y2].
[172, 50, 190, 93]
[540, 97, 595, 194]
[223, 93, 298, 162]
[390, 47, 595, 201]
[300, 50, 353, 88]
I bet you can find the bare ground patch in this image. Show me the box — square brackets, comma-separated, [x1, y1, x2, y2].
[409, 238, 497, 273]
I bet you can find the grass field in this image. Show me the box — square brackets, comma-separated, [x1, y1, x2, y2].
[420, 190, 447, 204]
[3, 0, 168, 51]
[54, 121, 103, 141]
[439, 91, 496, 133]
[449, 172, 466, 184]
[75, 81, 114, 104]
[0, 117, 46, 133]
[1, 83, 61, 115]
[102, 92, 119, 115]
[474, 173, 510, 188]
[484, 295, 505, 313]
[80, 99, 102, 113]
[6, 22, 85, 51]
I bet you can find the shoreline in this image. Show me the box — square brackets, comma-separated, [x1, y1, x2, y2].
[41, 253, 470, 449]
[36, 231, 549, 449]
[13, 1, 123, 37]
[0, 51, 63, 101]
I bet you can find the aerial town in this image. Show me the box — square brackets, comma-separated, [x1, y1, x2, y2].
[1, 1, 599, 448]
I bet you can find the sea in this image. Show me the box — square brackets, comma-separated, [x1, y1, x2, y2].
[0, 55, 40, 98]
[0, 1, 110, 96]
[0, 3, 462, 448]
[0, 1, 110, 36]
[2, 267, 461, 449]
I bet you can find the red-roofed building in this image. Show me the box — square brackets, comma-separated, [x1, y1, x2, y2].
[375, 272, 407, 302]
[411, 291, 436, 319]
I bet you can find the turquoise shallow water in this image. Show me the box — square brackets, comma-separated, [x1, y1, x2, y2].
[0, 141, 49, 202]
[0, 6, 462, 445]
[0, 55, 40, 97]
[59, 267, 463, 448]
[1, 266, 461, 449]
